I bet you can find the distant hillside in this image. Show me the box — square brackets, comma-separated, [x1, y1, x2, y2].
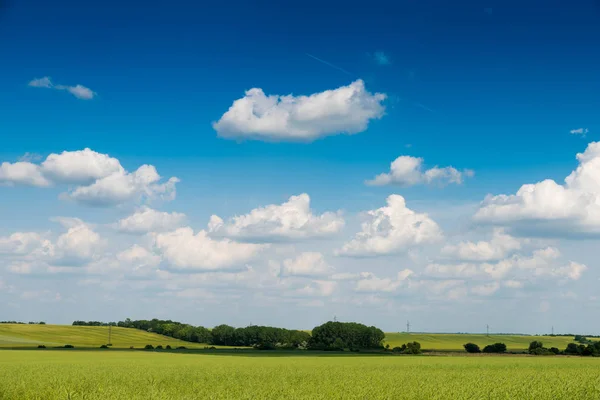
[384, 332, 576, 351]
[0, 324, 208, 349]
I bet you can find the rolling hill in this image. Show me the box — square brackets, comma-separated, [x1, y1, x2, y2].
[0, 324, 207, 349]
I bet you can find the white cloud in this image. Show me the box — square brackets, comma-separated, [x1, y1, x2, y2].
[0, 162, 51, 187]
[570, 128, 588, 137]
[441, 228, 522, 261]
[153, 227, 267, 272]
[0, 149, 179, 207]
[28, 76, 95, 100]
[293, 280, 337, 297]
[0, 232, 51, 256]
[355, 269, 413, 293]
[366, 155, 473, 187]
[53, 221, 103, 265]
[66, 165, 179, 206]
[116, 207, 186, 234]
[208, 194, 344, 240]
[475, 142, 600, 236]
[338, 194, 442, 256]
[471, 282, 500, 296]
[281, 252, 335, 277]
[41, 148, 123, 184]
[213, 79, 386, 142]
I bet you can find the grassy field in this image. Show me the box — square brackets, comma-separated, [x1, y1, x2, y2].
[384, 332, 576, 351]
[1, 350, 599, 399]
[0, 324, 207, 349]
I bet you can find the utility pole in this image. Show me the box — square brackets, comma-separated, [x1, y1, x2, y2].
[552, 326, 554, 336]
[486, 324, 489, 337]
[407, 320, 410, 334]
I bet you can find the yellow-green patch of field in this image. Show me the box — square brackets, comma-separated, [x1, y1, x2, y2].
[1, 350, 599, 399]
[0, 324, 208, 349]
[384, 332, 576, 351]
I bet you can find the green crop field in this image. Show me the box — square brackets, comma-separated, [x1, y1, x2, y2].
[384, 332, 576, 351]
[0, 324, 207, 349]
[1, 350, 599, 399]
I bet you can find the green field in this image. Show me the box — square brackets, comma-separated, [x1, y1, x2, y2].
[1, 350, 599, 399]
[0, 324, 207, 349]
[384, 332, 576, 351]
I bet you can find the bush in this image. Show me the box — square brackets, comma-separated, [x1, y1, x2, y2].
[482, 343, 506, 353]
[155, 345, 163, 350]
[144, 344, 154, 350]
[392, 346, 404, 353]
[177, 346, 186, 350]
[528, 341, 544, 354]
[37, 345, 46, 349]
[530, 347, 555, 356]
[463, 343, 481, 353]
[130, 346, 134, 349]
[550, 347, 560, 355]
[64, 344, 74, 349]
[403, 342, 421, 354]
[166, 345, 172, 349]
[100, 344, 109, 349]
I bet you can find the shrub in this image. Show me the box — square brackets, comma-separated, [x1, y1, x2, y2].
[177, 346, 186, 350]
[528, 341, 544, 354]
[209, 346, 216, 350]
[482, 343, 506, 353]
[530, 347, 555, 356]
[144, 344, 154, 350]
[550, 347, 560, 355]
[130, 346, 134, 349]
[100, 344, 109, 349]
[463, 343, 481, 353]
[403, 342, 421, 355]
[64, 344, 74, 349]
[37, 345, 46, 349]
[155, 345, 163, 350]
[166, 345, 172, 349]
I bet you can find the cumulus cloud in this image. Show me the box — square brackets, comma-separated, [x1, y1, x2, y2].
[426, 247, 586, 282]
[153, 227, 267, 272]
[213, 79, 386, 142]
[280, 252, 335, 277]
[116, 207, 186, 234]
[338, 194, 442, 256]
[475, 142, 600, 236]
[0, 149, 179, 206]
[0, 232, 52, 256]
[355, 269, 413, 293]
[52, 219, 103, 265]
[28, 76, 95, 100]
[366, 155, 473, 187]
[208, 194, 344, 240]
[292, 280, 337, 297]
[441, 229, 522, 261]
[570, 128, 588, 137]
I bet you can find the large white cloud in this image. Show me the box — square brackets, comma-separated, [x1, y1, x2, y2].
[281, 252, 335, 277]
[0, 232, 52, 256]
[116, 207, 186, 234]
[441, 228, 522, 261]
[355, 269, 413, 293]
[52, 219, 103, 265]
[208, 194, 344, 240]
[475, 142, 600, 235]
[153, 227, 267, 272]
[366, 155, 473, 187]
[338, 194, 442, 256]
[0, 149, 179, 207]
[213, 79, 386, 142]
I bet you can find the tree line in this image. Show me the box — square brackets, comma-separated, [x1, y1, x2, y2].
[1, 321, 45, 324]
[72, 319, 386, 350]
[464, 337, 600, 357]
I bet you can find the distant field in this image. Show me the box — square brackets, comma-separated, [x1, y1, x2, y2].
[1, 350, 599, 399]
[384, 332, 576, 351]
[0, 324, 208, 349]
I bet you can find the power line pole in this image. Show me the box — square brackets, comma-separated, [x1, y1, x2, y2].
[486, 324, 489, 337]
[334, 315, 337, 322]
[407, 320, 410, 334]
[552, 326, 554, 336]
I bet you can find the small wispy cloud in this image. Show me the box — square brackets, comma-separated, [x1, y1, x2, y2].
[28, 77, 96, 100]
[372, 51, 391, 66]
[305, 53, 355, 76]
[570, 128, 589, 137]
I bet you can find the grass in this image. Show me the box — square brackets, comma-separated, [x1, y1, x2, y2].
[0, 324, 209, 349]
[1, 350, 600, 399]
[384, 332, 576, 351]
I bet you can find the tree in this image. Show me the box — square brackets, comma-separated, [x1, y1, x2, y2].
[403, 341, 421, 354]
[463, 343, 481, 353]
[528, 341, 544, 354]
[483, 343, 506, 353]
[309, 321, 385, 351]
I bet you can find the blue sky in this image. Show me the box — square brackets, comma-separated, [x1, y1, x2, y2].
[1, 0, 600, 333]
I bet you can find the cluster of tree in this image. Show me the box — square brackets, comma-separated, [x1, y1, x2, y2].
[528, 341, 561, 355]
[564, 341, 600, 356]
[211, 324, 310, 349]
[308, 321, 385, 351]
[463, 342, 507, 353]
[391, 341, 422, 354]
[1, 321, 45, 324]
[117, 319, 213, 343]
[72, 321, 117, 326]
